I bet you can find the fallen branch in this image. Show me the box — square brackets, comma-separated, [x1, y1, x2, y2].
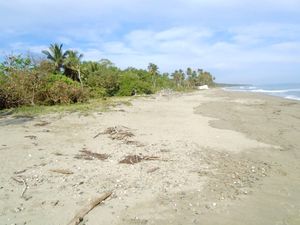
[74, 149, 110, 161]
[14, 169, 27, 175]
[24, 135, 37, 140]
[11, 176, 28, 199]
[119, 155, 160, 164]
[93, 132, 101, 139]
[50, 169, 74, 175]
[147, 167, 160, 173]
[67, 191, 113, 225]
[34, 121, 50, 126]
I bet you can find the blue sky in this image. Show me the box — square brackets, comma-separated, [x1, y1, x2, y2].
[0, 0, 300, 84]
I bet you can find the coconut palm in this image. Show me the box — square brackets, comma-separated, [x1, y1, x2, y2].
[147, 63, 158, 75]
[64, 50, 84, 87]
[172, 70, 184, 87]
[42, 43, 68, 73]
[147, 63, 159, 88]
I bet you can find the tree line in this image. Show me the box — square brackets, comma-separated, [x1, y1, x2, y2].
[0, 43, 215, 109]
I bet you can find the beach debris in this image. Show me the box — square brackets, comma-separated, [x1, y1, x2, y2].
[124, 140, 145, 147]
[96, 126, 134, 141]
[11, 176, 28, 199]
[24, 135, 37, 140]
[34, 121, 50, 126]
[53, 152, 64, 156]
[14, 169, 27, 175]
[147, 167, 160, 173]
[93, 132, 102, 139]
[74, 149, 110, 161]
[49, 169, 74, 175]
[67, 191, 113, 225]
[119, 155, 160, 165]
[96, 126, 145, 147]
[52, 200, 60, 206]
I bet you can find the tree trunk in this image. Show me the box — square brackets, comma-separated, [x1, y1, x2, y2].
[77, 68, 83, 89]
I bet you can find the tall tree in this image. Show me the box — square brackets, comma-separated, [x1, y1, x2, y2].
[64, 50, 84, 87]
[99, 59, 114, 68]
[186, 67, 195, 87]
[147, 63, 159, 88]
[42, 43, 68, 73]
[186, 67, 192, 78]
[172, 70, 184, 87]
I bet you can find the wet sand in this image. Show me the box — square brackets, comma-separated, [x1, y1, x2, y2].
[0, 89, 299, 225]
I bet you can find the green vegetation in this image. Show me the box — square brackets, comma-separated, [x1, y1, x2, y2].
[0, 43, 216, 111]
[0, 96, 133, 117]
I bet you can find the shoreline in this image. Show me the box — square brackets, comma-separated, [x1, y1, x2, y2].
[0, 89, 299, 225]
[221, 85, 300, 101]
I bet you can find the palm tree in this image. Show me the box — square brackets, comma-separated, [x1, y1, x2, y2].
[64, 50, 84, 87]
[81, 61, 101, 75]
[186, 67, 192, 77]
[147, 63, 159, 88]
[42, 43, 68, 73]
[186, 67, 193, 88]
[172, 70, 184, 87]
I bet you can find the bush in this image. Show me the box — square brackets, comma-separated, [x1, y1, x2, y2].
[0, 72, 87, 109]
[85, 69, 120, 97]
[0, 71, 43, 109]
[42, 74, 88, 105]
[117, 72, 153, 96]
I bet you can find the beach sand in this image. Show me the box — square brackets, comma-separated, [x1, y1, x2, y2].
[0, 89, 299, 225]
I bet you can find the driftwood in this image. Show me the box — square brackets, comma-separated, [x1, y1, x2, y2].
[74, 149, 109, 161]
[34, 121, 50, 126]
[119, 155, 160, 164]
[50, 169, 74, 175]
[24, 135, 37, 140]
[67, 191, 113, 225]
[147, 167, 160, 173]
[14, 169, 27, 174]
[99, 126, 134, 141]
[93, 132, 101, 139]
[11, 176, 28, 198]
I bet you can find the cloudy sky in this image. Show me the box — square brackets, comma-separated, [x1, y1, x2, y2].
[0, 0, 300, 84]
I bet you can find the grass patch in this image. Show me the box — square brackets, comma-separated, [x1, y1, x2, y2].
[0, 96, 135, 117]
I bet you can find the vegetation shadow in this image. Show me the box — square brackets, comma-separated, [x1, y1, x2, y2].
[0, 115, 34, 126]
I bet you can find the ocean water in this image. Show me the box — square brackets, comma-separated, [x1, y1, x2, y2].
[224, 83, 300, 101]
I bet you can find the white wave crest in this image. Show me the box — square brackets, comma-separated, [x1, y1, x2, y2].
[250, 89, 300, 93]
[285, 95, 300, 101]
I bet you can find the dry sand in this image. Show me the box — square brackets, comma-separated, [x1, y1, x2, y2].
[0, 89, 299, 225]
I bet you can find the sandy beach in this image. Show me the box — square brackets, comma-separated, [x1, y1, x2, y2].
[0, 89, 300, 225]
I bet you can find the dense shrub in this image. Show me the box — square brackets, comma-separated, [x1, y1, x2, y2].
[0, 51, 216, 110]
[0, 71, 42, 108]
[42, 74, 88, 105]
[84, 69, 120, 97]
[117, 72, 153, 96]
[0, 71, 87, 109]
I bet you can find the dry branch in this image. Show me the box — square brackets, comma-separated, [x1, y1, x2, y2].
[102, 126, 134, 141]
[50, 169, 74, 175]
[119, 155, 160, 164]
[34, 121, 50, 126]
[93, 132, 101, 139]
[75, 149, 109, 161]
[11, 176, 28, 198]
[67, 191, 113, 225]
[14, 169, 27, 174]
[24, 135, 37, 140]
[147, 167, 160, 173]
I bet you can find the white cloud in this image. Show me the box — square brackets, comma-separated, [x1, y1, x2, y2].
[231, 23, 300, 46]
[7, 42, 48, 55]
[1, 0, 300, 83]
